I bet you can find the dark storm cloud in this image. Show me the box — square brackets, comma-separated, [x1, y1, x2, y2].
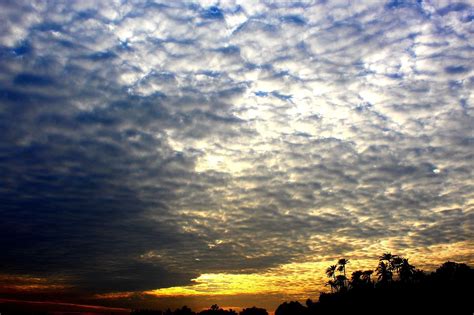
[0, 0, 473, 297]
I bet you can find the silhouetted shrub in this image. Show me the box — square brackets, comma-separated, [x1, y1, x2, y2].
[198, 305, 237, 315]
[275, 301, 307, 315]
[239, 306, 268, 315]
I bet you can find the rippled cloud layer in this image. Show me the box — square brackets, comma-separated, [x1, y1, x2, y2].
[0, 0, 473, 310]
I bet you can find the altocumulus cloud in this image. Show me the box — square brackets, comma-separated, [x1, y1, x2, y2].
[0, 0, 473, 299]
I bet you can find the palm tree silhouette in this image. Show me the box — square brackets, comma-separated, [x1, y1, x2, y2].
[337, 258, 349, 278]
[325, 265, 338, 292]
[362, 270, 373, 287]
[391, 256, 403, 277]
[335, 275, 347, 292]
[399, 258, 415, 283]
[379, 253, 395, 268]
[337, 258, 349, 288]
[379, 252, 405, 280]
[379, 252, 393, 261]
[350, 270, 363, 289]
[325, 279, 337, 293]
[376, 261, 392, 285]
[326, 265, 337, 279]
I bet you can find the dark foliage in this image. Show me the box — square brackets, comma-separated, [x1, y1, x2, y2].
[198, 304, 237, 315]
[132, 305, 238, 315]
[130, 258, 473, 315]
[283, 256, 474, 315]
[2, 257, 472, 315]
[239, 306, 268, 315]
[275, 301, 307, 315]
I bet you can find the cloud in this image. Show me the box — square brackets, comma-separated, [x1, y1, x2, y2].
[0, 0, 472, 303]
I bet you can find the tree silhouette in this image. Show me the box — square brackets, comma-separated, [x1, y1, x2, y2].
[198, 305, 237, 315]
[390, 255, 403, 276]
[335, 275, 347, 292]
[379, 252, 394, 262]
[337, 258, 349, 289]
[325, 279, 337, 293]
[325, 265, 337, 279]
[399, 258, 415, 283]
[325, 261, 349, 292]
[175, 306, 195, 315]
[316, 255, 473, 314]
[275, 301, 306, 315]
[325, 265, 337, 292]
[361, 270, 373, 287]
[337, 258, 349, 278]
[239, 307, 268, 315]
[375, 261, 392, 286]
[130, 256, 473, 315]
[432, 261, 473, 286]
[350, 270, 363, 289]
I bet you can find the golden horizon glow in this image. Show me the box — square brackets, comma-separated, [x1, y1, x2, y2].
[143, 240, 473, 300]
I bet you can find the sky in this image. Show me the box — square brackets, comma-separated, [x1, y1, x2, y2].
[0, 0, 473, 312]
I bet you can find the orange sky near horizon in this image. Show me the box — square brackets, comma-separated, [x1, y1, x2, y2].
[3, 239, 472, 312]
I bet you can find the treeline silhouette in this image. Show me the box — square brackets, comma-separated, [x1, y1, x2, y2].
[131, 305, 268, 315]
[131, 254, 473, 315]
